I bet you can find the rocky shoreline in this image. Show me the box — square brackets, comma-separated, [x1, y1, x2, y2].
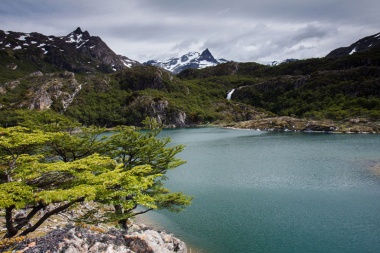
[1, 223, 187, 253]
[223, 116, 380, 134]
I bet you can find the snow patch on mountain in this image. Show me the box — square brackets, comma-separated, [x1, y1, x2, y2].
[118, 55, 141, 68]
[144, 49, 228, 74]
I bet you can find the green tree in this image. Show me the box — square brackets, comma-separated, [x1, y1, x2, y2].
[103, 118, 192, 228]
[46, 126, 107, 162]
[0, 120, 192, 238]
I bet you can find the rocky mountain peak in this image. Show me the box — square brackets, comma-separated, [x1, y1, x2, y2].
[70, 27, 91, 39]
[64, 27, 92, 46]
[199, 48, 219, 64]
[73, 27, 84, 34]
[144, 49, 227, 74]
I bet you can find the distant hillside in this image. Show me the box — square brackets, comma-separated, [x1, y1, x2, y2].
[326, 32, 380, 58]
[178, 38, 380, 122]
[0, 28, 379, 129]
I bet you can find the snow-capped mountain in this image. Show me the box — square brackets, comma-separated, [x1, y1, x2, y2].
[326, 32, 380, 58]
[144, 49, 228, 74]
[0, 27, 140, 73]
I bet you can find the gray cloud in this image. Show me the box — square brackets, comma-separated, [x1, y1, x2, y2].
[0, 0, 379, 64]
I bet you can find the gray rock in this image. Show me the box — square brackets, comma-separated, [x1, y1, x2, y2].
[9, 224, 187, 253]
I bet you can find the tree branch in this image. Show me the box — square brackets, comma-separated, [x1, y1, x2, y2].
[19, 197, 85, 237]
[131, 208, 153, 217]
[15, 202, 46, 231]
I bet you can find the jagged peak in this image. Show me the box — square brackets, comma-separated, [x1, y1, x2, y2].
[201, 48, 212, 57]
[68, 27, 90, 39]
[199, 48, 218, 63]
[74, 27, 83, 34]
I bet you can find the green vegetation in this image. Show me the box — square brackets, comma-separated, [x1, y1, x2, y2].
[1, 41, 379, 126]
[178, 50, 380, 122]
[0, 114, 192, 238]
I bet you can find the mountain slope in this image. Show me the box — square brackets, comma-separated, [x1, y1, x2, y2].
[144, 49, 227, 74]
[177, 33, 380, 123]
[0, 27, 140, 74]
[326, 32, 380, 58]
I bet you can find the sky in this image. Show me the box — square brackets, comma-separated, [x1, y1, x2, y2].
[0, 0, 379, 64]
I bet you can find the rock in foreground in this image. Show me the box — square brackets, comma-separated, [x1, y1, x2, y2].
[8, 224, 187, 253]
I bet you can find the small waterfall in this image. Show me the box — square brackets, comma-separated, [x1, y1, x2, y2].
[226, 89, 235, 100]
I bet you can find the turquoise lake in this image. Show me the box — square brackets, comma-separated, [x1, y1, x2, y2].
[141, 128, 380, 253]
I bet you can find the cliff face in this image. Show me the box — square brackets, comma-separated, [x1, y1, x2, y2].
[29, 71, 81, 111]
[125, 95, 187, 127]
[5, 71, 83, 111]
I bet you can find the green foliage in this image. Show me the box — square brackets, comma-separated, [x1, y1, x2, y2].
[2, 45, 379, 126]
[0, 182, 34, 209]
[46, 126, 107, 162]
[0, 109, 80, 131]
[103, 119, 192, 221]
[0, 118, 191, 238]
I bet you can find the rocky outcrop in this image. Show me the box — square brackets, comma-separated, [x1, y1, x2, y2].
[126, 95, 187, 127]
[7, 224, 187, 253]
[27, 71, 82, 111]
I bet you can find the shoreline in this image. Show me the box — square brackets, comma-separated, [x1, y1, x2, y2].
[369, 163, 380, 177]
[220, 116, 380, 134]
[135, 214, 205, 253]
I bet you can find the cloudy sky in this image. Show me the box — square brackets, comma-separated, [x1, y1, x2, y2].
[1, 0, 379, 64]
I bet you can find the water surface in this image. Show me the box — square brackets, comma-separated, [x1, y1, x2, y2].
[142, 128, 380, 253]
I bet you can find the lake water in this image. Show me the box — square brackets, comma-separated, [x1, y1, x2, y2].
[141, 128, 380, 253]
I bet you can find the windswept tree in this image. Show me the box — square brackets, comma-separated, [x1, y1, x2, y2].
[104, 118, 192, 228]
[0, 117, 192, 238]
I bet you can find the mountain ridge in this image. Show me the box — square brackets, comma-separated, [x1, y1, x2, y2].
[144, 48, 228, 74]
[326, 32, 380, 58]
[0, 27, 140, 73]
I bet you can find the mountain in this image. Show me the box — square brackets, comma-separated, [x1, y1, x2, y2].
[144, 49, 228, 74]
[0, 28, 379, 130]
[0, 27, 140, 73]
[326, 32, 380, 58]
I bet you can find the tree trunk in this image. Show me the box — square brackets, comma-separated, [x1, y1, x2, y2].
[114, 204, 128, 230]
[4, 206, 18, 238]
